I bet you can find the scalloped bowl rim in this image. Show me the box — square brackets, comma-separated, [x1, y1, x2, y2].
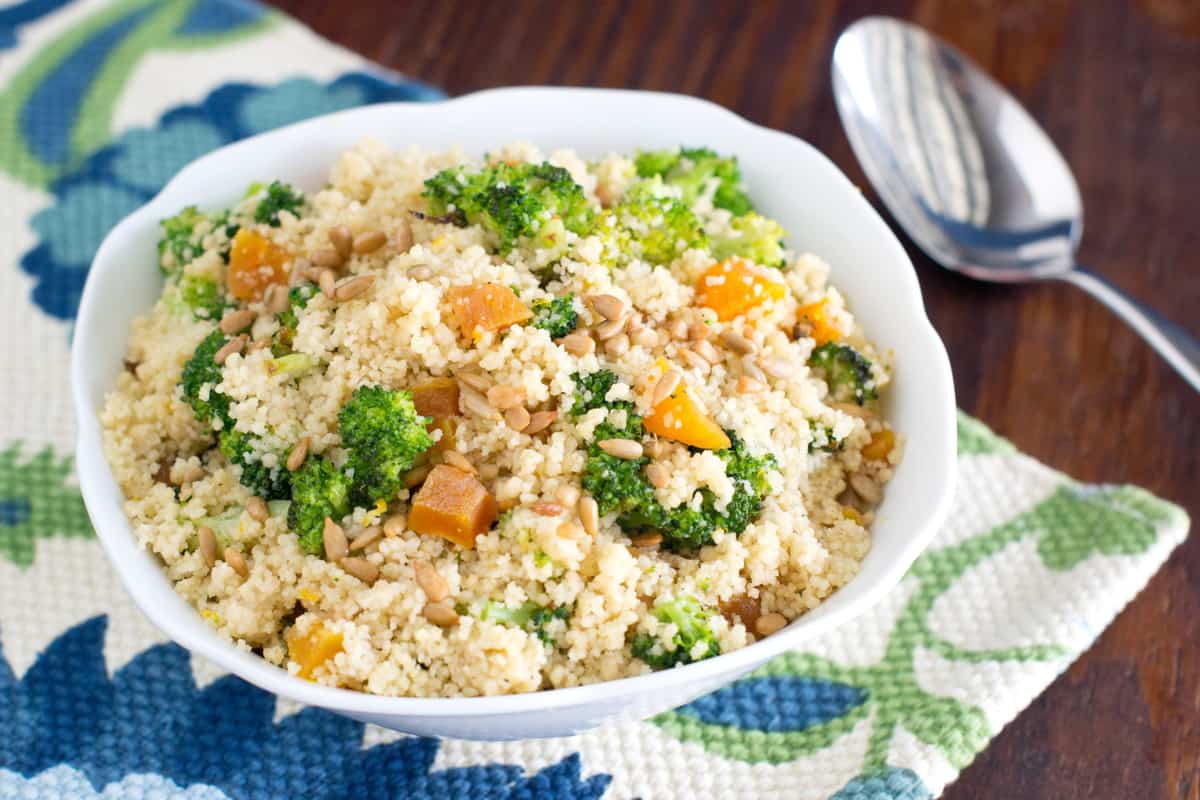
[71, 86, 956, 720]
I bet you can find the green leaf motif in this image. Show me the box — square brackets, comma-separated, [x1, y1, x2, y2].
[0, 443, 93, 567]
[1032, 484, 1184, 571]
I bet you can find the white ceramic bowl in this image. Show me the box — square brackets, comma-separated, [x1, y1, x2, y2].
[71, 87, 956, 741]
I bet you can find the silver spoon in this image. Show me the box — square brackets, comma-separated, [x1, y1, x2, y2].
[831, 16, 1200, 391]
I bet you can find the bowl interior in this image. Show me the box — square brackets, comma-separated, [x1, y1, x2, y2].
[72, 87, 956, 717]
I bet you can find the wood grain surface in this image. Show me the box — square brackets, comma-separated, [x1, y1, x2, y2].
[270, 1, 1199, 796]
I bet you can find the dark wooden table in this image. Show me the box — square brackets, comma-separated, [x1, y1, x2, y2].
[273, 1, 1199, 796]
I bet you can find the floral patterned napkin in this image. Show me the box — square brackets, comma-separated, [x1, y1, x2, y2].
[0, 2, 1188, 798]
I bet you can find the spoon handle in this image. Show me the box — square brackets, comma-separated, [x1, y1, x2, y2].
[1061, 267, 1200, 392]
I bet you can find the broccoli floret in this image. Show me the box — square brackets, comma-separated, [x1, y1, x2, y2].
[209, 208, 242, 263]
[218, 429, 291, 500]
[338, 386, 434, 504]
[173, 275, 230, 321]
[597, 178, 706, 266]
[808, 421, 844, 453]
[711, 213, 787, 268]
[632, 596, 720, 669]
[271, 283, 317, 355]
[634, 147, 753, 215]
[478, 601, 571, 645]
[529, 294, 578, 338]
[253, 181, 305, 227]
[572, 373, 772, 551]
[179, 330, 232, 429]
[569, 369, 631, 418]
[713, 433, 776, 534]
[809, 343, 876, 405]
[158, 206, 206, 272]
[422, 161, 592, 252]
[287, 455, 351, 555]
[278, 283, 317, 330]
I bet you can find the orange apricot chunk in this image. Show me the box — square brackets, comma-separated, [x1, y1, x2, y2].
[411, 377, 461, 418]
[444, 283, 532, 339]
[862, 428, 895, 461]
[644, 382, 731, 450]
[227, 228, 288, 301]
[694, 257, 787, 322]
[286, 621, 343, 680]
[795, 298, 842, 346]
[409, 464, 498, 549]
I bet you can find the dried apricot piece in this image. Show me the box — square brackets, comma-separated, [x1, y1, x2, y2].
[694, 257, 787, 322]
[409, 464, 498, 548]
[445, 283, 532, 339]
[286, 621, 343, 680]
[644, 380, 731, 450]
[228, 228, 288, 301]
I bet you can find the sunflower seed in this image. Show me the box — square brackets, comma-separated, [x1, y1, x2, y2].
[423, 601, 459, 627]
[403, 465, 430, 488]
[334, 274, 374, 301]
[652, 370, 681, 406]
[219, 309, 256, 335]
[755, 612, 788, 636]
[329, 225, 353, 258]
[198, 526, 217, 567]
[456, 371, 492, 393]
[413, 560, 449, 603]
[224, 547, 249, 578]
[323, 517, 349, 562]
[598, 439, 643, 459]
[693, 338, 722, 365]
[311, 247, 344, 268]
[214, 335, 246, 365]
[578, 494, 599, 536]
[594, 317, 626, 340]
[720, 330, 757, 354]
[460, 386, 497, 418]
[443, 450, 476, 474]
[587, 294, 626, 321]
[349, 526, 382, 551]
[286, 436, 310, 471]
[645, 463, 670, 488]
[352, 230, 387, 255]
[486, 384, 525, 410]
[678, 347, 710, 374]
[560, 333, 595, 356]
[504, 405, 531, 432]
[524, 410, 558, 435]
[319, 268, 336, 298]
[245, 496, 269, 523]
[383, 513, 407, 537]
[629, 531, 662, 548]
[741, 354, 766, 382]
[340, 556, 379, 585]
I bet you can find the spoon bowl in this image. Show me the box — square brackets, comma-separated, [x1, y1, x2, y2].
[832, 16, 1200, 389]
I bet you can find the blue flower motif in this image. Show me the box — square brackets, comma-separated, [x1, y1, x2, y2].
[19, 71, 442, 322]
[0, 616, 612, 799]
[830, 766, 932, 800]
[0, 0, 73, 51]
[676, 675, 867, 733]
